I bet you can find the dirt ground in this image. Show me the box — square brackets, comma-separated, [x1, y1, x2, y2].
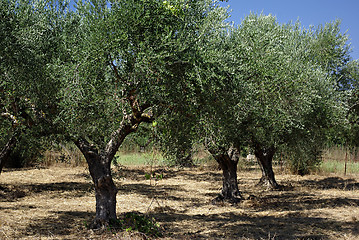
[0, 165, 358, 240]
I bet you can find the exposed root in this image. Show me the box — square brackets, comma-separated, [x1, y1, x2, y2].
[257, 178, 281, 190]
[211, 193, 243, 205]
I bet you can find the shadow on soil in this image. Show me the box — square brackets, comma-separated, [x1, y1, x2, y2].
[153, 211, 359, 240]
[298, 177, 359, 191]
[118, 183, 210, 209]
[21, 211, 93, 238]
[2, 167, 359, 239]
[0, 181, 93, 201]
[247, 191, 359, 212]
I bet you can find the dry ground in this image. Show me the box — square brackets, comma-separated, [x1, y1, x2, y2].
[0, 165, 359, 239]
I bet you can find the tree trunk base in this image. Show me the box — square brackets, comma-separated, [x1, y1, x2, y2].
[257, 177, 281, 190]
[212, 192, 243, 205]
[88, 219, 113, 230]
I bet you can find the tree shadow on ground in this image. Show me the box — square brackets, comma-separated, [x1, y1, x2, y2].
[244, 191, 359, 212]
[113, 165, 224, 182]
[153, 211, 359, 240]
[23, 182, 93, 193]
[298, 177, 359, 191]
[0, 181, 93, 201]
[20, 211, 93, 238]
[2, 167, 45, 173]
[0, 184, 27, 201]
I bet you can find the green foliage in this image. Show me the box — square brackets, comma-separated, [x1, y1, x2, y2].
[7, 131, 52, 168]
[0, 0, 68, 167]
[1, 0, 65, 116]
[112, 152, 164, 166]
[56, 0, 229, 151]
[282, 140, 323, 175]
[1, 0, 355, 177]
[308, 20, 351, 78]
[145, 171, 163, 181]
[156, 110, 197, 166]
[161, 13, 348, 174]
[341, 60, 359, 147]
[119, 124, 155, 152]
[111, 212, 164, 238]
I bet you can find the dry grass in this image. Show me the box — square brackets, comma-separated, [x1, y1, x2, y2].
[1, 165, 359, 239]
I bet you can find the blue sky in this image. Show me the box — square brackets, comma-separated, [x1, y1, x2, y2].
[220, 0, 359, 60]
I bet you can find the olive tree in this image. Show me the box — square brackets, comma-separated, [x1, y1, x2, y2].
[282, 20, 352, 175]
[57, 0, 229, 227]
[172, 14, 347, 203]
[234, 15, 347, 187]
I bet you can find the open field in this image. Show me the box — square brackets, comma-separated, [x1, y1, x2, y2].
[0, 165, 359, 240]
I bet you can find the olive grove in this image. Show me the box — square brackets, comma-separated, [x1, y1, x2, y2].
[1, 0, 358, 230]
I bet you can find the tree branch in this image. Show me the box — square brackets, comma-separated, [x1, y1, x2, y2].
[1, 112, 19, 127]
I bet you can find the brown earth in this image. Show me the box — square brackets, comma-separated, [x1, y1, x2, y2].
[0, 165, 358, 239]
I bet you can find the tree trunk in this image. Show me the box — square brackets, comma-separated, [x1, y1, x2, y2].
[0, 134, 18, 174]
[210, 146, 242, 203]
[73, 111, 149, 228]
[254, 145, 280, 189]
[75, 139, 118, 229]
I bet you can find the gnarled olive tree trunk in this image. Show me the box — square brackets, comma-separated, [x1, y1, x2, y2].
[75, 139, 119, 228]
[75, 105, 153, 228]
[209, 146, 242, 203]
[253, 145, 280, 189]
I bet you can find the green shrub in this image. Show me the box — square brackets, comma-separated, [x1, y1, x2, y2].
[111, 212, 164, 238]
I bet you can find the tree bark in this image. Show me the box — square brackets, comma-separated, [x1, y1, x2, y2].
[210, 146, 242, 203]
[74, 138, 118, 228]
[254, 145, 280, 189]
[74, 107, 152, 228]
[0, 134, 18, 174]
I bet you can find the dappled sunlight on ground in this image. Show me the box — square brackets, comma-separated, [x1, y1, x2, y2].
[0, 166, 358, 239]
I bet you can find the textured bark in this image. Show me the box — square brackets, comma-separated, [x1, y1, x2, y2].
[254, 145, 280, 189]
[74, 106, 152, 228]
[210, 146, 242, 203]
[75, 139, 118, 228]
[0, 134, 18, 174]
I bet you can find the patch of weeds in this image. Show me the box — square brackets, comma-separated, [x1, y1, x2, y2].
[111, 212, 164, 238]
[145, 172, 163, 181]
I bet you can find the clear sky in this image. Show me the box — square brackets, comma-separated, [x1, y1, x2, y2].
[220, 0, 359, 60]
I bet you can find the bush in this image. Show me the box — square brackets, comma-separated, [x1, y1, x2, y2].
[283, 144, 323, 175]
[6, 133, 51, 168]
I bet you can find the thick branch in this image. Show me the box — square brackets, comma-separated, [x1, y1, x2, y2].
[74, 138, 99, 159]
[105, 104, 154, 161]
[104, 114, 137, 162]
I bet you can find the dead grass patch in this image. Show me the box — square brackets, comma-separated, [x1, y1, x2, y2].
[0, 166, 358, 239]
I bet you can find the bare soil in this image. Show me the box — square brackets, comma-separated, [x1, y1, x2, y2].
[0, 165, 358, 239]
